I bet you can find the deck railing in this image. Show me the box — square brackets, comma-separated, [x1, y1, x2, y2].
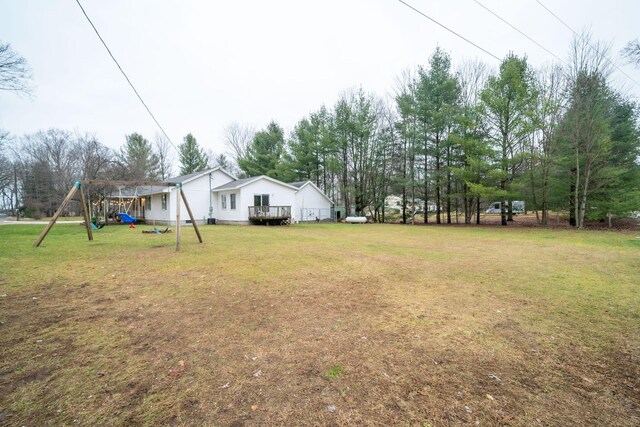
[248, 205, 291, 219]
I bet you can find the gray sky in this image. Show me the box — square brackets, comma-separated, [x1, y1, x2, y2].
[1, 0, 639, 156]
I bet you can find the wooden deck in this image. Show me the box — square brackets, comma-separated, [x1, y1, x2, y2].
[248, 206, 291, 225]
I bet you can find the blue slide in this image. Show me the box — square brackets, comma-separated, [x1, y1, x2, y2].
[118, 212, 137, 224]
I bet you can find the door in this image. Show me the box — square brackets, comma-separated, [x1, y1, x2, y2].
[254, 194, 270, 215]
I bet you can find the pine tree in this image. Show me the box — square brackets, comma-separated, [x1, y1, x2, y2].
[238, 121, 288, 179]
[178, 133, 208, 175]
[416, 48, 461, 223]
[118, 133, 159, 180]
[481, 54, 536, 225]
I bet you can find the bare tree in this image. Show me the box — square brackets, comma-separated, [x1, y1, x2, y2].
[208, 151, 237, 174]
[223, 122, 255, 163]
[13, 129, 78, 216]
[621, 39, 640, 67]
[0, 42, 33, 95]
[528, 64, 565, 225]
[75, 132, 113, 180]
[0, 131, 15, 212]
[154, 133, 174, 180]
[457, 59, 490, 107]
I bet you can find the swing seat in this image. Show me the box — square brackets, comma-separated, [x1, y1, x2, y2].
[90, 222, 105, 230]
[142, 227, 171, 234]
[118, 212, 137, 223]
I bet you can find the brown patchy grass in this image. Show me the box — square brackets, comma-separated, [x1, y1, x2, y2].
[0, 223, 639, 426]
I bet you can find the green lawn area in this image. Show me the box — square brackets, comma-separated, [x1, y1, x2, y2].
[1, 222, 638, 426]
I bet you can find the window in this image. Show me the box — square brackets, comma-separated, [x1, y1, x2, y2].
[161, 194, 167, 210]
[254, 194, 269, 206]
[145, 195, 151, 211]
[230, 193, 236, 210]
[221, 194, 227, 210]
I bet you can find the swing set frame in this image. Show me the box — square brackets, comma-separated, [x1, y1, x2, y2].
[33, 179, 203, 251]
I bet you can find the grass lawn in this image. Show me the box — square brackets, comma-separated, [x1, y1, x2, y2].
[0, 222, 638, 426]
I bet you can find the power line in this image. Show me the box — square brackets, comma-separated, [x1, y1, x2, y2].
[74, 0, 180, 153]
[396, 0, 502, 62]
[472, 0, 566, 65]
[534, 0, 640, 88]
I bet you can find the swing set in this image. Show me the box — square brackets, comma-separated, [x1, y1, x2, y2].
[115, 186, 138, 226]
[34, 179, 203, 251]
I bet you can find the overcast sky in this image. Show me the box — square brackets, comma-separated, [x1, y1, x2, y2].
[1, 0, 639, 157]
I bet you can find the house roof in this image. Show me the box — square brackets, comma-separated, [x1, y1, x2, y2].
[107, 185, 166, 198]
[167, 167, 237, 185]
[137, 185, 169, 196]
[212, 175, 299, 192]
[290, 180, 334, 204]
[132, 167, 237, 196]
[288, 181, 308, 189]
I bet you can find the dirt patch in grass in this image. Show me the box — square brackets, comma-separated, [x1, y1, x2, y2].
[0, 223, 639, 425]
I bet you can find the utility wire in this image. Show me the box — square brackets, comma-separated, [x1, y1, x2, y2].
[534, 0, 640, 88]
[396, 0, 502, 62]
[74, 0, 179, 153]
[472, 0, 566, 65]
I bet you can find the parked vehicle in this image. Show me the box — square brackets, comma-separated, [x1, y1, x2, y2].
[485, 201, 525, 215]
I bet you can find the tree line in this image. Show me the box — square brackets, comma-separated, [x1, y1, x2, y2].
[0, 130, 227, 218]
[1, 34, 639, 226]
[227, 34, 640, 227]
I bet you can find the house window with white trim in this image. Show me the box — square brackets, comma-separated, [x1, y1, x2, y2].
[253, 194, 269, 206]
[161, 194, 167, 210]
[221, 194, 227, 210]
[230, 193, 236, 210]
[145, 195, 151, 211]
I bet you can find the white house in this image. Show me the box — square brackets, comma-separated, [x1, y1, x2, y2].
[211, 176, 334, 224]
[140, 167, 236, 225]
[136, 169, 333, 225]
[211, 175, 297, 224]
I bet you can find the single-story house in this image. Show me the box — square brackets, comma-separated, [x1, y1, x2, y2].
[140, 167, 237, 225]
[132, 168, 333, 225]
[212, 175, 334, 225]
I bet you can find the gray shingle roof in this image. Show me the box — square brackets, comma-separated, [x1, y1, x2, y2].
[288, 181, 308, 188]
[108, 185, 167, 198]
[166, 168, 217, 183]
[212, 176, 260, 191]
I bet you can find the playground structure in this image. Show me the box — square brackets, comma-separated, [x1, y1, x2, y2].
[34, 179, 203, 251]
[89, 186, 144, 225]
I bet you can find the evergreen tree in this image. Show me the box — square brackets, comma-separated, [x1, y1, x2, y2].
[289, 116, 321, 182]
[557, 34, 616, 228]
[178, 133, 208, 175]
[573, 95, 640, 226]
[394, 71, 419, 224]
[238, 121, 288, 179]
[118, 133, 159, 180]
[454, 59, 492, 224]
[481, 54, 536, 225]
[416, 48, 461, 223]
